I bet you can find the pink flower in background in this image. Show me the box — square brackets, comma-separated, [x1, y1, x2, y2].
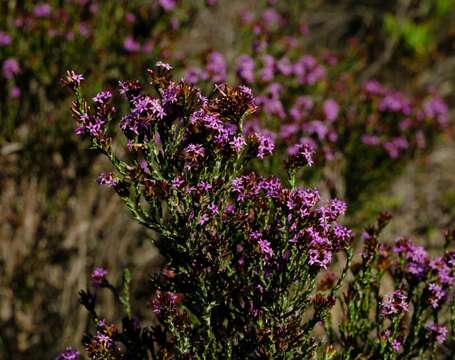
[2, 58, 20, 80]
[125, 12, 136, 24]
[426, 323, 448, 344]
[0, 31, 12, 46]
[361, 134, 380, 146]
[323, 99, 339, 122]
[159, 0, 176, 11]
[33, 3, 52, 18]
[10, 86, 21, 98]
[236, 55, 255, 83]
[90, 267, 108, 288]
[123, 36, 141, 53]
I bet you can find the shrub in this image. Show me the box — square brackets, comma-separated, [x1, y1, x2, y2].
[59, 64, 455, 359]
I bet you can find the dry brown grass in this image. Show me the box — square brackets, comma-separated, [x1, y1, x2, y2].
[0, 153, 159, 359]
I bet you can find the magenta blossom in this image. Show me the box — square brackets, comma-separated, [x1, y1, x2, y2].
[90, 267, 108, 288]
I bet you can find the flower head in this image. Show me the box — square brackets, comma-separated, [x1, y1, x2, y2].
[54, 347, 80, 360]
[90, 267, 108, 288]
[380, 290, 409, 317]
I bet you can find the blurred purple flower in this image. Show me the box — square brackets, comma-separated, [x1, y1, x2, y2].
[0, 31, 12, 46]
[54, 347, 80, 360]
[10, 86, 21, 98]
[423, 96, 449, 126]
[236, 55, 255, 83]
[323, 99, 339, 122]
[276, 57, 292, 76]
[33, 3, 52, 17]
[361, 134, 380, 146]
[258, 239, 274, 259]
[427, 283, 446, 309]
[123, 36, 141, 53]
[426, 323, 448, 344]
[206, 52, 226, 83]
[2, 58, 20, 80]
[90, 267, 108, 288]
[159, 0, 176, 11]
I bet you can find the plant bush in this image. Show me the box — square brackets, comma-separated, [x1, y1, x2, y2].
[59, 64, 455, 359]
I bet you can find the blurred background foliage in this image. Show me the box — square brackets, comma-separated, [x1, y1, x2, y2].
[0, 0, 454, 358]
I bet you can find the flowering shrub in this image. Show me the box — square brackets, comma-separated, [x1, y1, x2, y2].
[63, 63, 354, 358]
[60, 64, 455, 358]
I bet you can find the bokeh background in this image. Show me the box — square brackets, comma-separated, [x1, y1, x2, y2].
[1, 1, 454, 358]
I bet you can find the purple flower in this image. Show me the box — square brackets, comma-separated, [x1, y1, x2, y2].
[207, 203, 219, 215]
[260, 55, 275, 82]
[2, 58, 20, 80]
[198, 181, 212, 192]
[224, 203, 236, 215]
[206, 52, 226, 83]
[90, 267, 108, 288]
[54, 347, 80, 360]
[323, 99, 339, 122]
[257, 96, 286, 119]
[262, 8, 282, 26]
[391, 339, 401, 352]
[33, 3, 52, 17]
[361, 134, 381, 146]
[159, 0, 176, 11]
[379, 91, 412, 115]
[93, 91, 112, 105]
[236, 55, 255, 83]
[276, 57, 293, 76]
[230, 136, 246, 153]
[66, 70, 84, 86]
[425, 323, 448, 344]
[94, 332, 113, 348]
[96, 172, 118, 187]
[171, 176, 185, 189]
[198, 213, 210, 225]
[430, 257, 453, 284]
[10, 86, 21, 98]
[185, 67, 205, 84]
[156, 61, 173, 71]
[123, 36, 141, 53]
[161, 82, 179, 105]
[394, 238, 428, 280]
[427, 283, 446, 309]
[259, 177, 282, 199]
[423, 96, 449, 126]
[380, 290, 409, 317]
[289, 96, 314, 121]
[123, 11, 136, 24]
[255, 133, 275, 159]
[76, 114, 106, 138]
[308, 248, 332, 269]
[289, 143, 314, 167]
[331, 224, 353, 250]
[258, 239, 274, 259]
[183, 144, 205, 169]
[363, 80, 385, 96]
[0, 31, 12, 46]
